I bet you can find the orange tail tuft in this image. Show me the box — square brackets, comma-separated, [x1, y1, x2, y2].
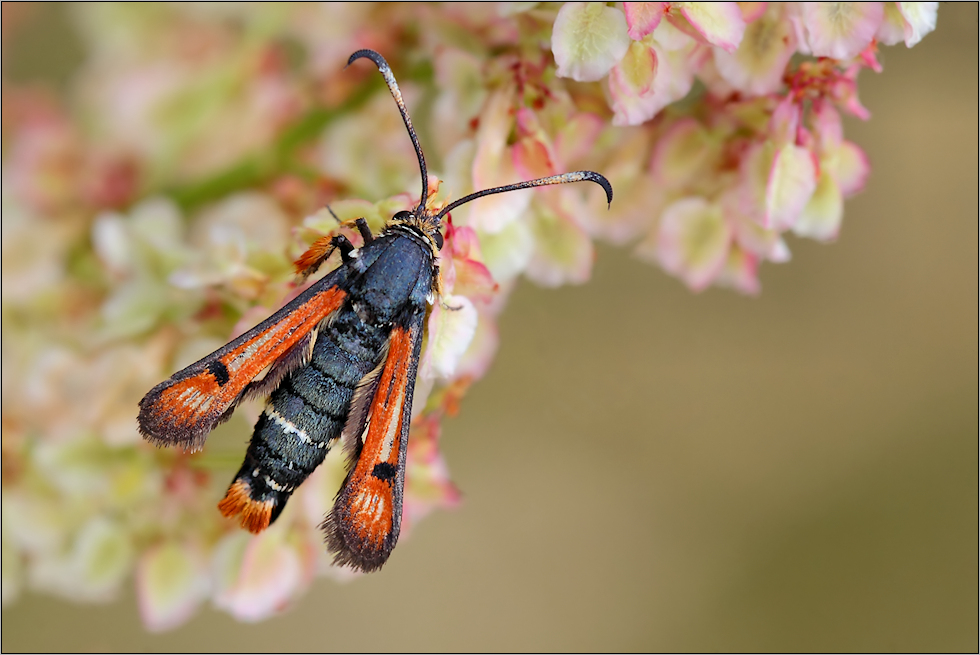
[218, 479, 273, 534]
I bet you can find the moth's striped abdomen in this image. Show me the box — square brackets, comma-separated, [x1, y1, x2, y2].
[219, 325, 381, 531]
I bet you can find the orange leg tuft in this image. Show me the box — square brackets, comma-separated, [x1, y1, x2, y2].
[294, 236, 335, 277]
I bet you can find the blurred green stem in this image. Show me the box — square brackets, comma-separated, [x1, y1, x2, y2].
[164, 76, 383, 212]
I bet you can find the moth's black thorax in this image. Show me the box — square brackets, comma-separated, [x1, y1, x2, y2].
[348, 224, 437, 329]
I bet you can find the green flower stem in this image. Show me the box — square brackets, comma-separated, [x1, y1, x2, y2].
[164, 75, 384, 212]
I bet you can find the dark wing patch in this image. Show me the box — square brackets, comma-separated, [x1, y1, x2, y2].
[206, 360, 231, 386]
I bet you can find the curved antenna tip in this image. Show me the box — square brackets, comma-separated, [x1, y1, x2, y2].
[585, 171, 614, 209]
[347, 49, 388, 70]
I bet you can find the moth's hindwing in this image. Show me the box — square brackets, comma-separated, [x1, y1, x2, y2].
[323, 308, 425, 572]
[137, 276, 348, 451]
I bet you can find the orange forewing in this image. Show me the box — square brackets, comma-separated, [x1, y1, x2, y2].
[138, 285, 346, 450]
[325, 320, 421, 571]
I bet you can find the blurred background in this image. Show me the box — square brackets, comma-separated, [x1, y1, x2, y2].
[2, 3, 976, 652]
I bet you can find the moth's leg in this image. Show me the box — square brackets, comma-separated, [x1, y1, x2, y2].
[353, 217, 374, 245]
[334, 216, 372, 244]
[331, 234, 357, 263]
[295, 217, 370, 277]
[440, 298, 464, 311]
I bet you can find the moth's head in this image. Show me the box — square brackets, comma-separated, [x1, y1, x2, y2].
[389, 209, 444, 252]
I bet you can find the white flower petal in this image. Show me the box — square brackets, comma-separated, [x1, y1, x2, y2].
[552, 3, 631, 82]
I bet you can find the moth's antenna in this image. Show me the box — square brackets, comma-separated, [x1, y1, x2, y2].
[348, 50, 429, 215]
[433, 171, 613, 223]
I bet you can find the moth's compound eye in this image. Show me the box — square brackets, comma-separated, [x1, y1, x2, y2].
[433, 230, 444, 250]
[392, 210, 413, 221]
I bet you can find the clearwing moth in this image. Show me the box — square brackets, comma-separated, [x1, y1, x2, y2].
[138, 49, 613, 573]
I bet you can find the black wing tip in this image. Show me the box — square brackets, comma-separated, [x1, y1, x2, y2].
[136, 417, 207, 453]
[347, 49, 388, 71]
[137, 391, 210, 453]
[320, 510, 392, 574]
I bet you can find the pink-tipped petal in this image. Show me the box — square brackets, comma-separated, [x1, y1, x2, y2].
[811, 101, 844, 155]
[803, 2, 884, 61]
[469, 87, 532, 232]
[608, 41, 660, 126]
[624, 2, 666, 40]
[857, 42, 883, 72]
[768, 237, 792, 263]
[448, 224, 483, 261]
[650, 118, 717, 189]
[471, 87, 516, 193]
[677, 2, 747, 53]
[513, 107, 560, 179]
[651, 197, 732, 292]
[512, 135, 558, 180]
[715, 246, 761, 295]
[213, 532, 304, 623]
[793, 173, 844, 241]
[656, 13, 701, 49]
[784, 3, 811, 55]
[614, 33, 704, 126]
[525, 202, 594, 287]
[478, 219, 536, 284]
[442, 225, 499, 302]
[137, 541, 209, 632]
[617, 40, 659, 95]
[835, 140, 871, 196]
[454, 311, 501, 381]
[713, 3, 796, 96]
[876, 2, 907, 46]
[554, 112, 604, 167]
[829, 66, 872, 120]
[898, 2, 938, 47]
[735, 140, 774, 221]
[768, 95, 801, 148]
[724, 190, 790, 262]
[453, 258, 498, 302]
[421, 296, 478, 380]
[739, 2, 769, 23]
[765, 143, 817, 230]
[552, 3, 631, 82]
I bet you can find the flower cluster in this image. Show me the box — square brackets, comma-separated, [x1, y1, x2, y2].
[1, 2, 936, 630]
[551, 1, 935, 290]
